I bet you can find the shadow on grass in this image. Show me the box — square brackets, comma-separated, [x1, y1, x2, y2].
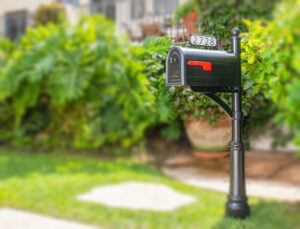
[213, 200, 300, 229]
[0, 149, 162, 180]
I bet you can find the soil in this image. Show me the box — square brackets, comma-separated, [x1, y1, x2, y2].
[148, 136, 300, 186]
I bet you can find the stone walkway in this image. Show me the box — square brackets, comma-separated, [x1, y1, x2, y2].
[162, 152, 300, 202]
[0, 182, 196, 229]
[163, 167, 300, 201]
[0, 209, 99, 229]
[78, 181, 195, 211]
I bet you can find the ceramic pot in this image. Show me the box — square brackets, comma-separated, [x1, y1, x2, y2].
[184, 117, 231, 158]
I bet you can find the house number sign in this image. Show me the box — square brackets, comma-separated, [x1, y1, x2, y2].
[189, 34, 217, 47]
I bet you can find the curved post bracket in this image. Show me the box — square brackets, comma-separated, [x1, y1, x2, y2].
[204, 93, 232, 118]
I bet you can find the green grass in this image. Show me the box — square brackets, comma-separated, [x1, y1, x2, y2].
[0, 148, 299, 229]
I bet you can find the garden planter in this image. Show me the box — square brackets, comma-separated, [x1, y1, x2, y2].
[184, 117, 231, 159]
[139, 22, 165, 39]
[183, 11, 198, 36]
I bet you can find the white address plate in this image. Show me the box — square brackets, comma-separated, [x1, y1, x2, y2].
[190, 34, 217, 47]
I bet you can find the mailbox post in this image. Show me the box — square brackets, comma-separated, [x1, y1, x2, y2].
[165, 28, 250, 218]
[226, 29, 250, 219]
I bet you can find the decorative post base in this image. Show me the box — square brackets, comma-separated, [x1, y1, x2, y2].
[226, 138, 250, 219]
[226, 196, 250, 219]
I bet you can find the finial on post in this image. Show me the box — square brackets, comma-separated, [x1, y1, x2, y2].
[231, 28, 240, 37]
[231, 28, 241, 56]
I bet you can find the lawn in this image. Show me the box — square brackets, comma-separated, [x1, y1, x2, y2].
[0, 148, 299, 229]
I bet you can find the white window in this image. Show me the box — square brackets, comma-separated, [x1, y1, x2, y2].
[91, 0, 116, 20]
[5, 10, 28, 40]
[59, 0, 80, 5]
[131, 0, 145, 19]
[153, 0, 179, 16]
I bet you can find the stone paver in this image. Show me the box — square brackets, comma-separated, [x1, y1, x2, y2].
[0, 208, 99, 229]
[78, 181, 195, 211]
[250, 130, 297, 152]
[163, 167, 300, 202]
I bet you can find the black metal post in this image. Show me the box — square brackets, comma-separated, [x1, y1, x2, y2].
[226, 28, 250, 218]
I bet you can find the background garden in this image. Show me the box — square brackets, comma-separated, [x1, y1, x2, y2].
[0, 0, 299, 228]
[0, 0, 299, 152]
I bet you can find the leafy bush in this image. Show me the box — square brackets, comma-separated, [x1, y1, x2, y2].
[195, 0, 279, 42]
[0, 38, 14, 67]
[170, 0, 280, 133]
[140, 36, 228, 123]
[138, 37, 254, 146]
[140, 37, 176, 124]
[33, 2, 66, 26]
[169, 0, 280, 126]
[242, 0, 300, 147]
[137, 0, 281, 141]
[138, 0, 284, 143]
[138, 35, 257, 144]
[0, 16, 155, 151]
[138, 37, 182, 140]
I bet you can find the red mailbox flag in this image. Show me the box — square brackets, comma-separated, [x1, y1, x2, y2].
[187, 60, 212, 72]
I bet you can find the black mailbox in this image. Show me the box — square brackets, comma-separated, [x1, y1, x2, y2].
[164, 29, 251, 219]
[166, 46, 239, 92]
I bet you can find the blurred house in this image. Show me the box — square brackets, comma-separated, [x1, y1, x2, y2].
[0, 0, 185, 40]
[111, 0, 183, 40]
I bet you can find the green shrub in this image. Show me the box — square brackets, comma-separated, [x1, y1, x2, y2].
[140, 36, 226, 122]
[195, 0, 279, 41]
[0, 16, 155, 151]
[0, 38, 14, 67]
[175, 0, 280, 135]
[138, 37, 182, 140]
[33, 2, 66, 26]
[140, 37, 176, 123]
[170, 0, 280, 125]
[138, 38, 255, 146]
[138, 1, 281, 142]
[242, 0, 300, 147]
[138, 35, 258, 143]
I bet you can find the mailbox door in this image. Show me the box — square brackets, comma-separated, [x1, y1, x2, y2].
[166, 48, 185, 85]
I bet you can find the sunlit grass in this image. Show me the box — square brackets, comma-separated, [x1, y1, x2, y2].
[0, 148, 299, 229]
